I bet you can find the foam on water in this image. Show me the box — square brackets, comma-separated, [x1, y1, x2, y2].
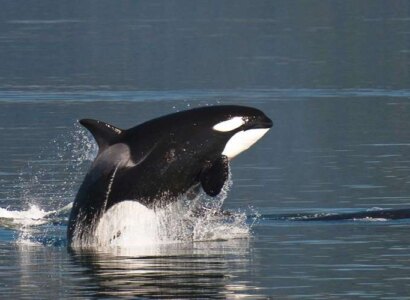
[0, 203, 72, 245]
[0, 205, 51, 227]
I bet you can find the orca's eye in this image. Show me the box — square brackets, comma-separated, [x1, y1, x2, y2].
[213, 117, 246, 132]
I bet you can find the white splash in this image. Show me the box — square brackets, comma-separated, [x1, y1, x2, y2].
[76, 174, 250, 249]
[0, 204, 59, 245]
[0, 205, 52, 227]
[91, 199, 249, 248]
[0, 203, 72, 230]
[4, 123, 96, 245]
[16, 122, 97, 212]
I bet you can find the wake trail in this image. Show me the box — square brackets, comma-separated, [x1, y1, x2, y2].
[254, 208, 410, 223]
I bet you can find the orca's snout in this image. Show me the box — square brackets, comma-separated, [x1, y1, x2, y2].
[262, 116, 273, 128]
[251, 115, 273, 129]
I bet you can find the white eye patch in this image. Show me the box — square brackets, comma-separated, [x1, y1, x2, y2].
[213, 117, 245, 132]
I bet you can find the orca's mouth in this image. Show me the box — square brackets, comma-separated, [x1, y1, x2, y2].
[248, 116, 273, 130]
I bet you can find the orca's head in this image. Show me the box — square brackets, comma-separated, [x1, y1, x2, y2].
[175, 105, 273, 159]
[208, 105, 273, 159]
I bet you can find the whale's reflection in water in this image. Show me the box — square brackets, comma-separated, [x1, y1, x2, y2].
[69, 239, 265, 299]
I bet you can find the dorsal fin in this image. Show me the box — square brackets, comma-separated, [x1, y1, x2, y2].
[79, 119, 123, 152]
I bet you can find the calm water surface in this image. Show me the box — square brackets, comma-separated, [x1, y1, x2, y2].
[2, 1, 410, 299]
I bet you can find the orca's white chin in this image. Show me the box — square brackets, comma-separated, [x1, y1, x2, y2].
[222, 128, 270, 159]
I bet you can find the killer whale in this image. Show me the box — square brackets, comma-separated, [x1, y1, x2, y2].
[68, 105, 272, 245]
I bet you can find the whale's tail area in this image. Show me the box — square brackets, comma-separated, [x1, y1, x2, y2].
[79, 119, 123, 152]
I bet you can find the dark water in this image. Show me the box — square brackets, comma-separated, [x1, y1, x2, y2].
[2, 1, 410, 91]
[2, 1, 410, 299]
